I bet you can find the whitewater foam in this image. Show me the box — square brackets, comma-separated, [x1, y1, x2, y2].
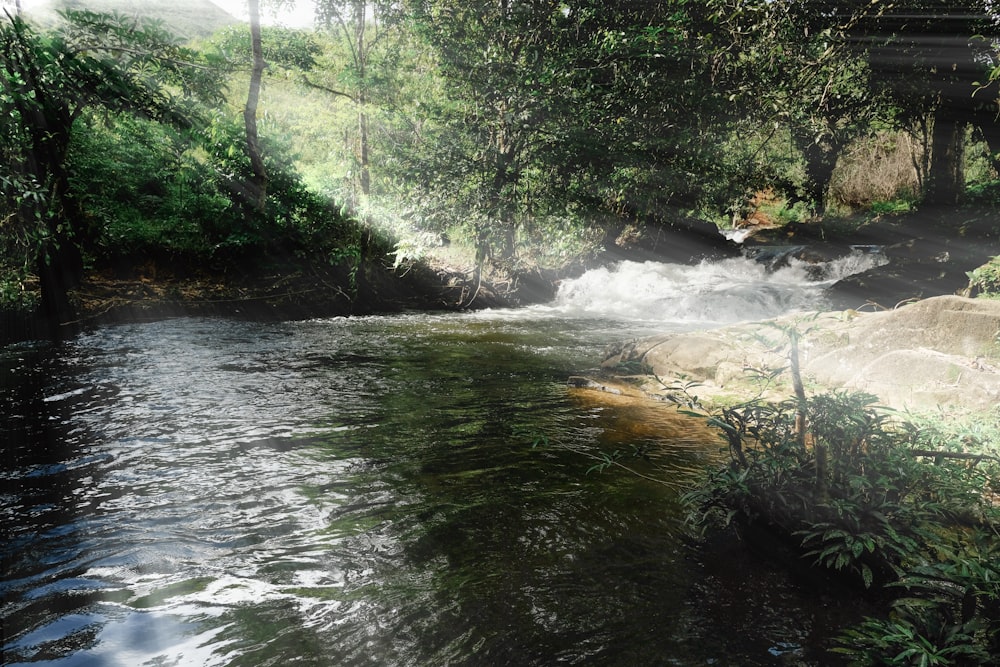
[548, 250, 887, 325]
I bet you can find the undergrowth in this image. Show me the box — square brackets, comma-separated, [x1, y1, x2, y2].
[681, 331, 1000, 665]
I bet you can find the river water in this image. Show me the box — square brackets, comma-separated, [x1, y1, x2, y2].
[1, 254, 883, 666]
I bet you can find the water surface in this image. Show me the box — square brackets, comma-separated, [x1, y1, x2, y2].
[1, 256, 882, 665]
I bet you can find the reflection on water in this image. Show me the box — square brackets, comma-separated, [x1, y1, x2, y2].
[2, 309, 859, 666]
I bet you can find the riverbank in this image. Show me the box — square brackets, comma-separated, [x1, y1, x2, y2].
[0, 215, 722, 345]
[4, 207, 997, 347]
[0, 255, 538, 344]
[640, 295, 1000, 665]
[591, 294, 1000, 416]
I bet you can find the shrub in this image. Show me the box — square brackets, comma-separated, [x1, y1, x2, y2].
[682, 332, 1000, 663]
[828, 132, 921, 211]
[965, 256, 1000, 299]
[66, 110, 387, 276]
[68, 112, 232, 261]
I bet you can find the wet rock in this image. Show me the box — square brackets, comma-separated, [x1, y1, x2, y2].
[567, 376, 623, 395]
[600, 215, 741, 266]
[822, 212, 998, 310]
[826, 236, 980, 310]
[596, 295, 1000, 413]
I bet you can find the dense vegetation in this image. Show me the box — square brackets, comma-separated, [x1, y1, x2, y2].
[674, 325, 1000, 664]
[0, 5, 396, 335]
[4, 1, 1000, 661]
[4, 0, 1000, 337]
[685, 386, 1000, 664]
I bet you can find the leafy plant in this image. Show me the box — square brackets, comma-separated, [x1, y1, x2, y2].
[836, 614, 993, 666]
[683, 323, 1000, 662]
[965, 256, 1000, 299]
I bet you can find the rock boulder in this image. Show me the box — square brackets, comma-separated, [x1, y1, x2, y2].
[600, 295, 1000, 413]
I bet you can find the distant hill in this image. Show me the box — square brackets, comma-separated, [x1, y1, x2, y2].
[20, 0, 239, 40]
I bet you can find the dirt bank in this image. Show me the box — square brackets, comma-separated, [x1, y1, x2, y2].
[1, 257, 534, 344]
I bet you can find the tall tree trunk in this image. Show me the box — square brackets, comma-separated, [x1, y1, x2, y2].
[924, 105, 966, 208]
[32, 150, 83, 335]
[792, 126, 841, 215]
[354, 0, 370, 198]
[244, 0, 268, 212]
[36, 242, 79, 337]
[487, 116, 519, 265]
[357, 110, 370, 198]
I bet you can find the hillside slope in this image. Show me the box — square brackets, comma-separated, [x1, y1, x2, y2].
[23, 0, 237, 39]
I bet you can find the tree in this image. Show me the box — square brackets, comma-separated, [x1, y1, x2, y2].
[0, 10, 223, 329]
[311, 0, 396, 203]
[705, 1, 1000, 213]
[696, 0, 887, 214]
[245, 0, 268, 212]
[234, 0, 301, 214]
[400, 0, 734, 273]
[399, 0, 557, 269]
[843, 1, 1000, 207]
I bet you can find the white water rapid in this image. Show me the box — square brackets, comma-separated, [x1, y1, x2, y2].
[547, 249, 887, 326]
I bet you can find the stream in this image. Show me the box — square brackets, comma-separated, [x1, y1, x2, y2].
[1, 252, 884, 666]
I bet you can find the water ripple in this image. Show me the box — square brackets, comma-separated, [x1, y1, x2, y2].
[2, 312, 850, 666]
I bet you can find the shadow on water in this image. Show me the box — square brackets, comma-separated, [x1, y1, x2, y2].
[2, 313, 865, 666]
[0, 341, 125, 661]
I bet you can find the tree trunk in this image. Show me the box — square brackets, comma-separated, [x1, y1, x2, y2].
[788, 330, 826, 501]
[244, 0, 268, 212]
[977, 124, 1000, 176]
[24, 118, 85, 335]
[358, 109, 370, 198]
[34, 156, 83, 337]
[924, 105, 965, 208]
[354, 1, 370, 198]
[36, 242, 79, 337]
[487, 115, 520, 265]
[792, 126, 841, 214]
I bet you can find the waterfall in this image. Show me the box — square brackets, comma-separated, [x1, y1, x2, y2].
[549, 249, 887, 325]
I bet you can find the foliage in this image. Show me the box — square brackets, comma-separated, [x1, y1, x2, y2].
[63, 105, 376, 276]
[190, 113, 382, 267]
[0, 267, 38, 310]
[847, 1, 1000, 207]
[683, 330, 1000, 663]
[396, 0, 741, 269]
[181, 0, 1000, 280]
[835, 535, 1000, 665]
[828, 132, 923, 211]
[208, 23, 321, 72]
[0, 9, 225, 317]
[0, 7, 388, 306]
[4, 0, 1000, 324]
[965, 256, 1000, 298]
[705, 0, 880, 214]
[67, 112, 226, 260]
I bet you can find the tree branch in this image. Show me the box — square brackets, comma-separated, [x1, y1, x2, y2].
[300, 74, 358, 103]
